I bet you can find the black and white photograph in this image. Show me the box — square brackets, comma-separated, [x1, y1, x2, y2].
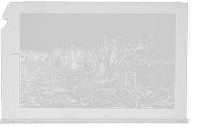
[1, 4, 186, 121]
[20, 13, 176, 109]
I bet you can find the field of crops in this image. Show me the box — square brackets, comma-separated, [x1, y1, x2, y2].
[20, 33, 175, 108]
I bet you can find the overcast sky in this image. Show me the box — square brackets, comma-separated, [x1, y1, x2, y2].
[20, 13, 176, 57]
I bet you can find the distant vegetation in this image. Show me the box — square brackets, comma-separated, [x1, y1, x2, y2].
[20, 32, 175, 68]
[151, 59, 175, 65]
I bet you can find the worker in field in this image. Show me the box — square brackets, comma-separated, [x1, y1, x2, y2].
[83, 56, 88, 69]
[54, 56, 62, 68]
[97, 57, 106, 76]
[40, 55, 44, 61]
[125, 47, 151, 88]
[82, 56, 90, 73]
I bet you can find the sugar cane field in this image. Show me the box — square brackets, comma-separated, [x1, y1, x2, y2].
[20, 32, 175, 109]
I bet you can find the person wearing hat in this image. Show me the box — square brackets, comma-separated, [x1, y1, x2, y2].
[83, 56, 88, 69]
[54, 56, 62, 68]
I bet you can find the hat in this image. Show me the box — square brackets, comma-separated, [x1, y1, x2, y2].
[137, 43, 145, 49]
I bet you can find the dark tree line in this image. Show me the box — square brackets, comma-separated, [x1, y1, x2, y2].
[20, 32, 172, 70]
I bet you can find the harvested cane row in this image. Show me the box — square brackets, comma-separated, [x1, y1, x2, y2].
[20, 60, 174, 108]
[20, 33, 175, 108]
